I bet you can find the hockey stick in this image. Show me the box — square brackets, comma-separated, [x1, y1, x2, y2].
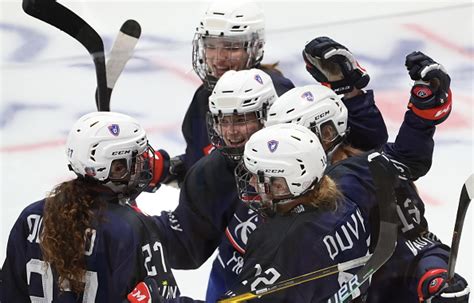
[326, 153, 399, 303]
[95, 19, 141, 110]
[218, 254, 372, 303]
[447, 173, 473, 282]
[22, 0, 108, 111]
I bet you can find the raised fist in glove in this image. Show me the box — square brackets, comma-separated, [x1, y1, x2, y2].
[418, 269, 470, 302]
[405, 51, 452, 125]
[302, 36, 370, 95]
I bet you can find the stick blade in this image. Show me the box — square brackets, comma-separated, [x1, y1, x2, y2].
[22, 0, 104, 54]
[121, 19, 141, 39]
[447, 173, 473, 280]
[94, 19, 142, 110]
[462, 173, 474, 202]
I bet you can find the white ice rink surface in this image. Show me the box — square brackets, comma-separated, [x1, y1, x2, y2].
[0, 0, 472, 300]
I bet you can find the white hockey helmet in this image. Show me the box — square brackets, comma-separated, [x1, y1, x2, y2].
[265, 84, 348, 152]
[208, 68, 277, 159]
[66, 112, 153, 197]
[192, 0, 265, 89]
[236, 123, 327, 214]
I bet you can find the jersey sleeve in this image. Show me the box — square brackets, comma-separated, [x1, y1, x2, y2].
[383, 110, 435, 179]
[181, 85, 213, 174]
[153, 153, 239, 269]
[343, 90, 388, 150]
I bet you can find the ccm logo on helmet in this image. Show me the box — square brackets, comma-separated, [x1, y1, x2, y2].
[112, 150, 131, 156]
[264, 169, 285, 174]
[315, 110, 330, 121]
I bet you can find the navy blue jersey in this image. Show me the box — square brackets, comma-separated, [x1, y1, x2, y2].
[225, 203, 371, 302]
[1, 199, 184, 303]
[180, 67, 295, 176]
[153, 150, 240, 270]
[152, 89, 388, 302]
[343, 90, 388, 151]
[366, 233, 450, 302]
[326, 110, 447, 301]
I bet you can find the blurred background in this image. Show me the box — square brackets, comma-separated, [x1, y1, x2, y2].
[1, 0, 472, 300]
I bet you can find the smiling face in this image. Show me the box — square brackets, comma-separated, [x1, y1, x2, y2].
[204, 37, 250, 79]
[216, 112, 262, 149]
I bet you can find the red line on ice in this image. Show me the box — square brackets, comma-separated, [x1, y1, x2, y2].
[403, 24, 474, 60]
[1, 123, 179, 154]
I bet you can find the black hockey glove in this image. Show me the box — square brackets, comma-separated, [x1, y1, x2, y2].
[127, 277, 164, 303]
[302, 36, 370, 94]
[161, 155, 186, 188]
[418, 270, 470, 302]
[405, 51, 451, 125]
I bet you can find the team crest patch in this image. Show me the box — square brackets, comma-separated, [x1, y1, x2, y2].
[255, 74, 263, 84]
[108, 124, 120, 136]
[267, 140, 278, 152]
[301, 91, 314, 101]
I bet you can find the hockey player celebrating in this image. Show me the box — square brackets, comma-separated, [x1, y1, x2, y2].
[225, 123, 373, 301]
[159, 0, 294, 186]
[147, 57, 388, 302]
[1, 112, 194, 302]
[264, 38, 469, 302]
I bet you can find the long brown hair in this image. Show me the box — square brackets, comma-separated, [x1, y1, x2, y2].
[277, 175, 342, 213]
[40, 178, 105, 294]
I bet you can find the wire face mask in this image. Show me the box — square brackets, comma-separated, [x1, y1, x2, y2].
[208, 111, 264, 161]
[309, 120, 348, 155]
[106, 145, 155, 199]
[235, 162, 294, 217]
[193, 34, 263, 89]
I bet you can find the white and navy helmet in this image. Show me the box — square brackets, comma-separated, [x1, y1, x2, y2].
[192, 0, 265, 89]
[236, 123, 327, 214]
[265, 84, 348, 152]
[208, 68, 277, 159]
[66, 112, 153, 197]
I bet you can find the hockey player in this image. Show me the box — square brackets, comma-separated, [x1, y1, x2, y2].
[159, 0, 294, 186]
[0, 112, 196, 302]
[224, 123, 373, 301]
[265, 40, 469, 302]
[148, 55, 388, 302]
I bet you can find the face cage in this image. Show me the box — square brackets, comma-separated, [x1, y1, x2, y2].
[192, 33, 264, 90]
[105, 144, 155, 200]
[309, 120, 348, 154]
[235, 161, 296, 217]
[207, 109, 266, 161]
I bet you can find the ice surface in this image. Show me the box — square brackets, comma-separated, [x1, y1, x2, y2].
[1, 0, 472, 299]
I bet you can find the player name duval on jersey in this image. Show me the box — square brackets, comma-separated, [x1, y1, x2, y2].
[323, 208, 368, 260]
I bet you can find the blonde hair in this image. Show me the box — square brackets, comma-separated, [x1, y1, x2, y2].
[278, 175, 342, 213]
